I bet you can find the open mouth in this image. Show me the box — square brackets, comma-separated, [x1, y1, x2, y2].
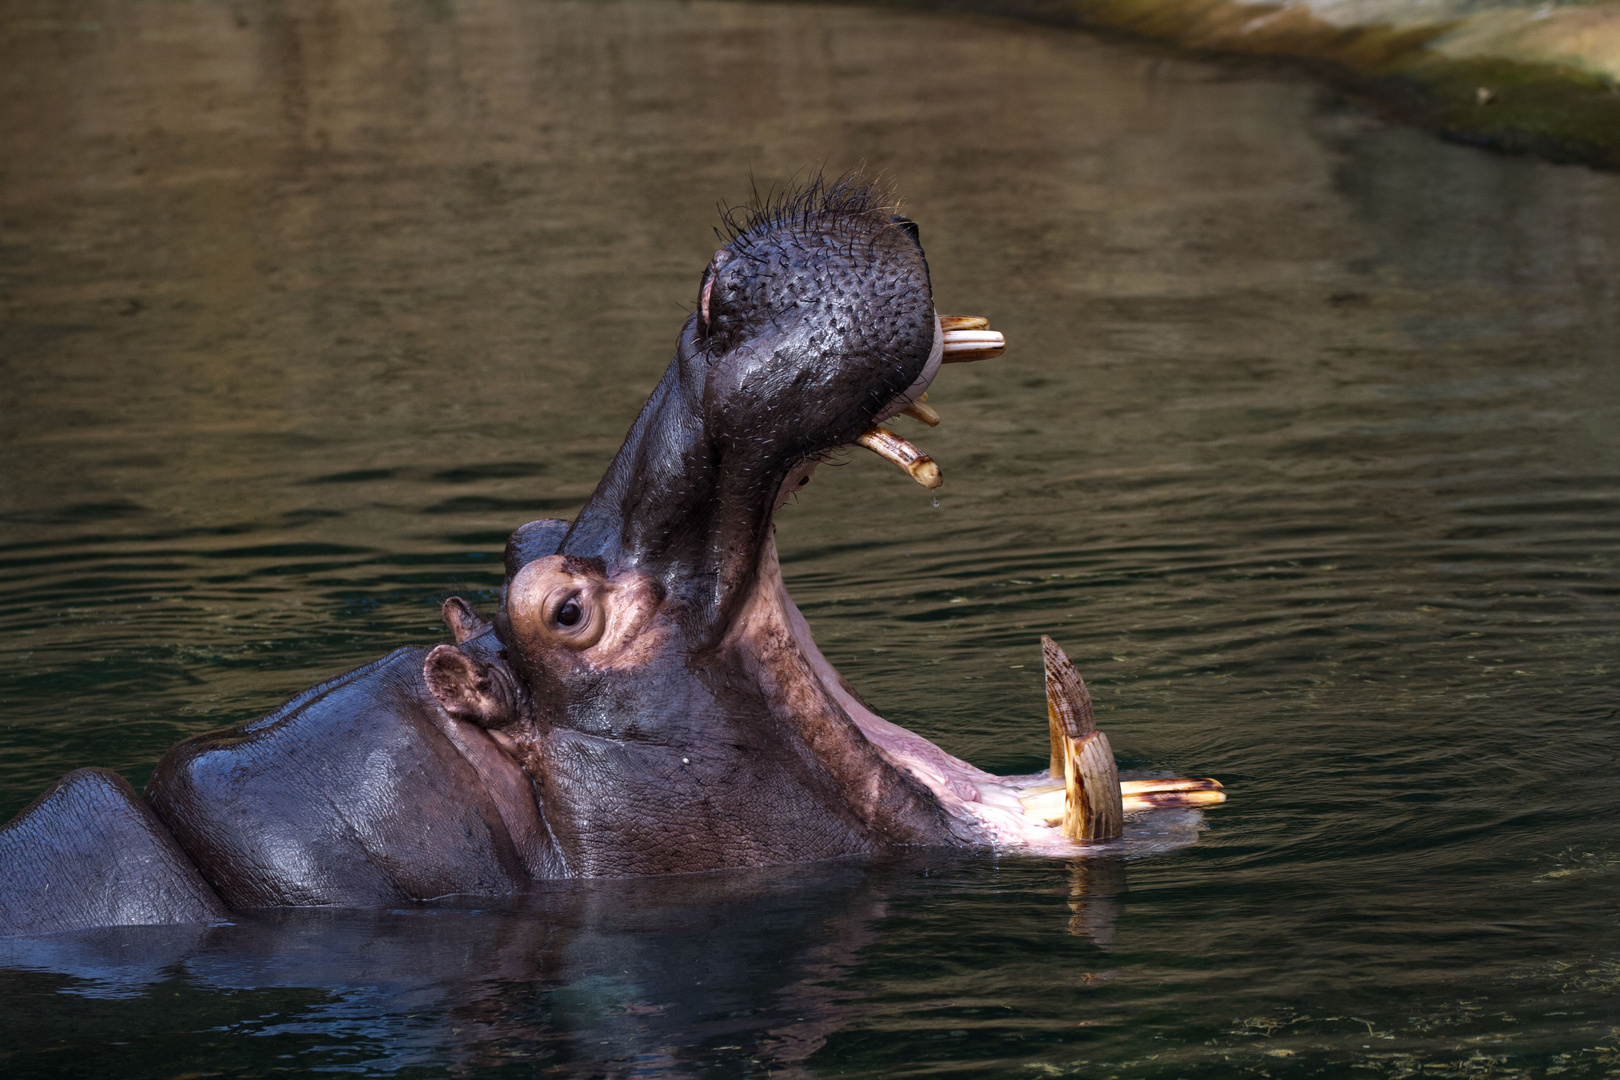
[785, 313, 1227, 852]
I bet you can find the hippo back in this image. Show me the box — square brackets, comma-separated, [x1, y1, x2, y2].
[0, 768, 226, 934]
[146, 648, 540, 909]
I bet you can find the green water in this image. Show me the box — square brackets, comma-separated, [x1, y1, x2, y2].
[2, 0, 1619, 1075]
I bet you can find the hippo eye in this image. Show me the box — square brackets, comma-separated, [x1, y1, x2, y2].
[507, 558, 610, 653]
[544, 587, 603, 648]
[542, 583, 604, 649]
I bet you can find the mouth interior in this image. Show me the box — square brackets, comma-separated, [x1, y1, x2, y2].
[762, 534, 1073, 850]
[755, 313, 1075, 850]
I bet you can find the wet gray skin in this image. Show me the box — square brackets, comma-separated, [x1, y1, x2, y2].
[0, 181, 1009, 930]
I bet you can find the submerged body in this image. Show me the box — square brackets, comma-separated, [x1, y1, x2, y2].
[0, 181, 1216, 936]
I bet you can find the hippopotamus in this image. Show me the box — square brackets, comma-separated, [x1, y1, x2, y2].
[0, 180, 1222, 936]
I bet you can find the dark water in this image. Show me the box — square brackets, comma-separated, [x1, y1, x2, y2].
[2, 0, 1619, 1075]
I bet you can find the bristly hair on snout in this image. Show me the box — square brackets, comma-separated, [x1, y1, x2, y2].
[716, 171, 906, 254]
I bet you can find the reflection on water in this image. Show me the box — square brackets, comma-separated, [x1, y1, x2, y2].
[0, 854, 1137, 1076]
[0, 860, 895, 1074]
[2, 0, 1619, 1075]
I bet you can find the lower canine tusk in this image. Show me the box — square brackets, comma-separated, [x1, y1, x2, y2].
[1043, 636, 1123, 844]
[1025, 642, 1226, 835]
[855, 427, 943, 490]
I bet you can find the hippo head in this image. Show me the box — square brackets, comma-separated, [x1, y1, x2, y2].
[426, 180, 980, 876]
[553, 178, 940, 638]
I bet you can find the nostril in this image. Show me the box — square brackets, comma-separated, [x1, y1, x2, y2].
[700, 249, 732, 331]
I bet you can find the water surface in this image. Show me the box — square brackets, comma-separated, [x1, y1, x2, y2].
[2, 0, 1619, 1075]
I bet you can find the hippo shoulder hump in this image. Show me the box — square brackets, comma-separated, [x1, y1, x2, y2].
[146, 648, 532, 909]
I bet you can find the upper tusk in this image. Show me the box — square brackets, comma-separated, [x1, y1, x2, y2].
[902, 400, 941, 426]
[938, 316, 1005, 363]
[854, 427, 942, 490]
[942, 329, 1006, 363]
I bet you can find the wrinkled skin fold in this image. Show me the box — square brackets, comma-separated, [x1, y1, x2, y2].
[0, 180, 1128, 936]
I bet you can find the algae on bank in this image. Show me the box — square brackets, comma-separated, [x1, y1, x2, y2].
[892, 0, 1620, 166]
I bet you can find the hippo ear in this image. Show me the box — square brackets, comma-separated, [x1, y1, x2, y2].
[423, 644, 517, 730]
[440, 596, 491, 644]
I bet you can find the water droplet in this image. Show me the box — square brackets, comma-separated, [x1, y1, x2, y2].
[932, 497, 940, 509]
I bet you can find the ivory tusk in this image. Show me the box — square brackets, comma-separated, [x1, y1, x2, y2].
[942, 329, 1006, 363]
[1033, 636, 1224, 839]
[902, 400, 941, 426]
[1123, 789, 1227, 810]
[854, 427, 943, 489]
[1044, 636, 1121, 843]
[937, 315, 1006, 363]
[1121, 777, 1223, 796]
[1045, 634, 1095, 777]
[1018, 778, 1228, 822]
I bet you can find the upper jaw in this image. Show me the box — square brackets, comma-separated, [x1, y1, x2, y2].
[875, 314, 945, 423]
[777, 313, 1008, 502]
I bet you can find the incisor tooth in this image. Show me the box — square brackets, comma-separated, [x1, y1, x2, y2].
[939, 315, 990, 332]
[1123, 789, 1227, 810]
[1121, 777, 1223, 796]
[902, 401, 941, 427]
[942, 329, 1006, 363]
[1017, 778, 1228, 822]
[854, 427, 942, 489]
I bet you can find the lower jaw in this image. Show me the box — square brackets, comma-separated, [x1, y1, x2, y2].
[756, 532, 1222, 857]
[753, 534, 1093, 852]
